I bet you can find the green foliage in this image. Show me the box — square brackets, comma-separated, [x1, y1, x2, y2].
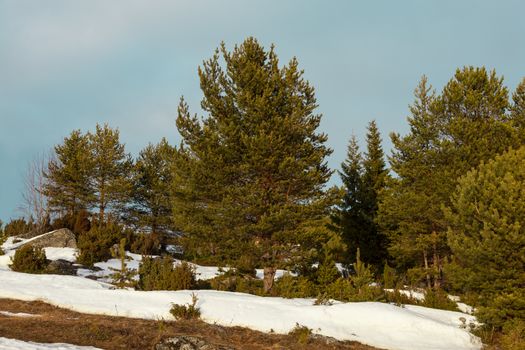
[288, 323, 312, 344]
[0, 221, 6, 255]
[420, 289, 458, 311]
[51, 210, 91, 238]
[126, 138, 175, 244]
[44, 124, 132, 224]
[170, 293, 201, 321]
[378, 68, 522, 288]
[445, 146, 525, 328]
[76, 222, 126, 266]
[10, 245, 47, 273]
[43, 130, 94, 216]
[109, 238, 137, 288]
[316, 259, 340, 286]
[500, 319, 525, 350]
[3, 217, 35, 237]
[382, 263, 397, 289]
[475, 291, 525, 330]
[138, 256, 196, 291]
[208, 270, 263, 294]
[274, 273, 317, 298]
[172, 37, 336, 292]
[130, 232, 162, 255]
[333, 121, 388, 268]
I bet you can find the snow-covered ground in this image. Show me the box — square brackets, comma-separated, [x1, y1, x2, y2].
[0, 337, 100, 350]
[0, 233, 481, 350]
[0, 270, 481, 350]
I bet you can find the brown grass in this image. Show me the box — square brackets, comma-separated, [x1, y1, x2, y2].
[0, 298, 382, 350]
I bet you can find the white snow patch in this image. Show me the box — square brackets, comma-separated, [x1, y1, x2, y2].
[0, 311, 40, 318]
[0, 337, 100, 350]
[0, 270, 481, 350]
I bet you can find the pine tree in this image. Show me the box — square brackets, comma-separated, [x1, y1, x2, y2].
[43, 130, 94, 216]
[126, 138, 176, 246]
[511, 78, 525, 139]
[378, 68, 523, 288]
[172, 38, 337, 292]
[445, 147, 525, 328]
[89, 123, 132, 223]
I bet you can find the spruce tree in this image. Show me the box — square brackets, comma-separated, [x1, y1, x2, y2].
[361, 120, 388, 266]
[172, 38, 336, 292]
[334, 135, 366, 264]
[43, 130, 94, 217]
[335, 122, 388, 269]
[89, 123, 132, 223]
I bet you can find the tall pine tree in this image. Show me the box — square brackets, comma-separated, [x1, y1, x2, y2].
[172, 38, 337, 292]
[378, 68, 523, 288]
[89, 123, 133, 223]
[43, 130, 94, 217]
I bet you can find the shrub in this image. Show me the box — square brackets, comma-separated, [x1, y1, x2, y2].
[130, 232, 161, 255]
[209, 270, 263, 294]
[500, 319, 525, 350]
[476, 290, 525, 330]
[170, 293, 201, 320]
[274, 273, 317, 298]
[109, 238, 137, 288]
[10, 245, 47, 273]
[288, 323, 312, 344]
[76, 222, 126, 266]
[138, 256, 196, 291]
[420, 288, 458, 311]
[4, 218, 34, 237]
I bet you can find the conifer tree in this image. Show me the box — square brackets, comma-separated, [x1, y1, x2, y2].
[172, 38, 336, 292]
[89, 123, 132, 223]
[334, 135, 366, 264]
[378, 68, 522, 288]
[127, 138, 176, 243]
[43, 130, 94, 216]
[445, 147, 525, 328]
[335, 123, 388, 268]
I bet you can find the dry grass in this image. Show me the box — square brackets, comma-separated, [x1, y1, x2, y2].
[0, 298, 382, 350]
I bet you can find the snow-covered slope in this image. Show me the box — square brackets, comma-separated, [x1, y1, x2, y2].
[0, 337, 100, 350]
[0, 270, 481, 350]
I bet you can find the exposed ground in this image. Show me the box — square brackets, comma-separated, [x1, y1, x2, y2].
[0, 298, 382, 350]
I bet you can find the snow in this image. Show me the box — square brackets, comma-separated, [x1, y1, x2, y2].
[0, 270, 481, 350]
[0, 337, 100, 350]
[0, 311, 40, 317]
[384, 289, 426, 301]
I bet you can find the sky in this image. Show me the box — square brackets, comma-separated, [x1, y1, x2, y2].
[1, 0, 524, 222]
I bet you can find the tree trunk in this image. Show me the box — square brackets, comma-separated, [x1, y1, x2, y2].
[423, 250, 431, 289]
[263, 266, 276, 293]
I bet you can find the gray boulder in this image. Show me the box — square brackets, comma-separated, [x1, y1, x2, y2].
[45, 259, 77, 275]
[21, 228, 77, 249]
[155, 336, 234, 350]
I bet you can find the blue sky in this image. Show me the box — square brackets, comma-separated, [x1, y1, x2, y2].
[1, 0, 524, 222]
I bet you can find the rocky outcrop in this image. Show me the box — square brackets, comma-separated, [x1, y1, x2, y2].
[45, 259, 77, 275]
[155, 336, 234, 350]
[21, 228, 77, 249]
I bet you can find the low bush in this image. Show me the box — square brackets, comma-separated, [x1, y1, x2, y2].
[76, 222, 127, 266]
[420, 288, 458, 311]
[130, 232, 162, 255]
[288, 323, 312, 344]
[500, 319, 525, 350]
[209, 270, 263, 294]
[274, 273, 317, 298]
[138, 256, 196, 291]
[9, 244, 47, 273]
[170, 293, 201, 320]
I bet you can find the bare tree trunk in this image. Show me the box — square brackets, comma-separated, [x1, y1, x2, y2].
[432, 243, 441, 289]
[423, 250, 431, 289]
[20, 152, 51, 235]
[263, 266, 276, 293]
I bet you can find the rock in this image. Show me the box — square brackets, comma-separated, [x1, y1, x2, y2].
[155, 336, 234, 350]
[45, 259, 77, 275]
[21, 228, 77, 249]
